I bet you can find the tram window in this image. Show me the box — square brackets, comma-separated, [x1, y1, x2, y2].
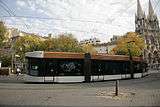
[60, 62, 76, 72]
[32, 65, 38, 70]
[107, 62, 113, 74]
[91, 60, 105, 75]
[114, 62, 121, 74]
[57, 60, 83, 76]
[122, 62, 129, 74]
[44, 61, 57, 76]
[134, 63, 141, 73]
[30, 65, 39, 76]
[116, 62, 123, 74]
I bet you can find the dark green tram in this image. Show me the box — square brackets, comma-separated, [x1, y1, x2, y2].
[25, 51, 147, 83]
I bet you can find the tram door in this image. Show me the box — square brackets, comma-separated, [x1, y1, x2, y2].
[44, 61, 57, 82]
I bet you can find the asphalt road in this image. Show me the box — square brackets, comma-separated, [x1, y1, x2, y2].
[0, 72, 160, 107]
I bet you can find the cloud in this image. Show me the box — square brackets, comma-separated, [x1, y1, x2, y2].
[16, 0, 26, 7]
[3, 0, 160, 42]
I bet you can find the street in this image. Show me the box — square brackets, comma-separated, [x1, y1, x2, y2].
[0, 71, 160, 106]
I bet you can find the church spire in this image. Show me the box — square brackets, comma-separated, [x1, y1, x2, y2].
[148, 0, 154, 16]
[137, 0, 144, 18]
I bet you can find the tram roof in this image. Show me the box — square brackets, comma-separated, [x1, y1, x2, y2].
[25, 51, 142, 62]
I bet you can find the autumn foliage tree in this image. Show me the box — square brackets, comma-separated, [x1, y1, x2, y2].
[0, 21, 6, 47]
[81, 44, 97, 54]
[112, 32, 145, 56]
[13, 34, 44, 61]
[43, 33, 83, 52]
[13, 33, 93, 62]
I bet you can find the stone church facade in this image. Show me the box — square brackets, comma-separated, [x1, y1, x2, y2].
[135, 0, 160, 66]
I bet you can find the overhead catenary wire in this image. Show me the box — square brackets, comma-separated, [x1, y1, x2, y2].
[151, 0, 160, 25]
[0, 3, 12, 16]
[0, 0, 137, 29]
[0, 0, 139, 36]
[0, 0, 15, 15]
[7, 24, 113, 42]
[2, 15, 109, 24]
[0, 1, 137, 24]
[154, 0, 160, 16]
[6, 19, 134, 30]
[0, 0, 29, 30]
[7, 24, 109, 36]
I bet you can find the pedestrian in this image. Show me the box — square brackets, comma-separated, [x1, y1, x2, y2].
[17, 68, 21, 76]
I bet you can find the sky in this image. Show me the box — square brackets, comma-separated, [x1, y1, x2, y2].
[0, 0, 160, 42]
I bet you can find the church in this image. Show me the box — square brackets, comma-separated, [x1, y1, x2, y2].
[135, 0, 160, 66]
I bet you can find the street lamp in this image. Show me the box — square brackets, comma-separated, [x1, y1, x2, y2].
[127, 41, 135, 79]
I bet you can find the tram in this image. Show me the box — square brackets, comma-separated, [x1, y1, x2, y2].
[24, 51, 147, 83]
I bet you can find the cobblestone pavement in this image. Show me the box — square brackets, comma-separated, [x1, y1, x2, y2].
[0, 72, 160, 106]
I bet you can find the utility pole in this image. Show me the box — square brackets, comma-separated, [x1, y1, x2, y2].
[11, 37, 14, 73]
[127, 41, 135, 79]
[10, 33, 17, 73]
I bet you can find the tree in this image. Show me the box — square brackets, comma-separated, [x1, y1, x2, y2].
[13, 34, 44, 61]
[0, 21, 6, 47]
[0, 52, 11, 67]
[44, 33, 83, 52]
[13, 33, 84, 61]
[112, 32, 145, 56]
[56, 33, 83, 52]
[82, 44, 97, 54]
[43, 37, 54, 51]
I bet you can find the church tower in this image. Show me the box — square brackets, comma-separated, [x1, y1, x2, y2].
[135, 0, 160, 66]
[135, 0, 146, 35]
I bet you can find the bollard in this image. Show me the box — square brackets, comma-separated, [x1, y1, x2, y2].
[115, 80, 119, 96]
